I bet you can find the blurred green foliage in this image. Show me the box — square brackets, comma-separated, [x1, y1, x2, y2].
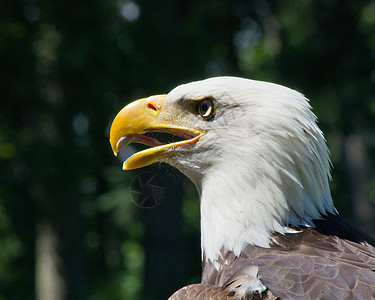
[0, 0, 375, 299]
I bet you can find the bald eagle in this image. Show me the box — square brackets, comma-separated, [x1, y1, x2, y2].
[109, 77, 375, 299]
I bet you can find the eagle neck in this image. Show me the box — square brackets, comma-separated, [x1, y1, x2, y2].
[198, 159, 334, 267]
[199, 170, 288, 266]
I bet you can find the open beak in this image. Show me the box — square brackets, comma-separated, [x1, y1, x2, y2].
[110, 95, 203, 170]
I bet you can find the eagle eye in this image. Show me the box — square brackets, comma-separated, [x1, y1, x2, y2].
[196, 98, 215, 120]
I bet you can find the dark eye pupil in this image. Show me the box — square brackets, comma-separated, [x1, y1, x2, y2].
[201, 103, 208, 113]
[197, 98, 214, 119]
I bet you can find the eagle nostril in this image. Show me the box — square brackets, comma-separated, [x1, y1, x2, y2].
[146, 102, 160, 116]
[148, 103, 157, 111]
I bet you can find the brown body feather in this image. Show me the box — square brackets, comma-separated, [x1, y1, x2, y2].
[170, 214, 375, 300]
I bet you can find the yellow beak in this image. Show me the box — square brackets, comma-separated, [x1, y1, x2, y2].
[109, 95, 203, 170]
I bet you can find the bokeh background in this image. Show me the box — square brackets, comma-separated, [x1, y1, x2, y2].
[1, 0, 375, 299]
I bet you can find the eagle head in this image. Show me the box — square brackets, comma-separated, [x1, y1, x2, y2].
[110, 76, 336, 264]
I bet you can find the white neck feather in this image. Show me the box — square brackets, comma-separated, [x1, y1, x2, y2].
[199, 147, 334, 266]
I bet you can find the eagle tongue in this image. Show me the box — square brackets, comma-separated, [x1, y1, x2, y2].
[132, 133, 164, 147]
[115, 133, 164, 156]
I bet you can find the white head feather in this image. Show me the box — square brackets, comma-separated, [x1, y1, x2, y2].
[164, 76, 336, 266]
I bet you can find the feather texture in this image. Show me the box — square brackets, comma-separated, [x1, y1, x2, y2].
[170, 215, 375, 299]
